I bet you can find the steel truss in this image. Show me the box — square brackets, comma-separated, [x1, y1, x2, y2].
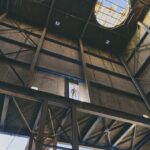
[0, 81, 150, 150]
[125, 21, 150, 101]
[0, 19, 149, 149]
[0, 2, 150, 150]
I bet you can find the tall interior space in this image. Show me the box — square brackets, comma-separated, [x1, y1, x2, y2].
[0, 0, 150, 149]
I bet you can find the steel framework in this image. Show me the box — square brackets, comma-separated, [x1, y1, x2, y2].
[0, 1, 150, 150]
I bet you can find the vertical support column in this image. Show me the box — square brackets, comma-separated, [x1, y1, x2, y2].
[72, 106, 79, 150]
[78, 0, 97, 103]
[26, 27, 47, 86]
[27, 134, 35, 150]
[79, 0, 97, 39]
[120, 57, 150, 111]
[0, 95, 10, 129]
[48, 108, 57, 150]
[26, 107, 42, 150]
[26, 0, 54, 87]
[35, 100, 48, 150]
[79, 40, 91, 102]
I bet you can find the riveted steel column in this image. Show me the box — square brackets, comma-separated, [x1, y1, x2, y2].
[72, 106, 79, 150]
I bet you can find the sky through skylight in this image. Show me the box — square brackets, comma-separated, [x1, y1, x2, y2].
[95, 0, 130, 28]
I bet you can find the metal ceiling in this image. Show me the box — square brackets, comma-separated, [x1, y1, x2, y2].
[0, 0, 149, 53]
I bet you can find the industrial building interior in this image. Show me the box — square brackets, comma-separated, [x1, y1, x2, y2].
[0, 0, 150, 149]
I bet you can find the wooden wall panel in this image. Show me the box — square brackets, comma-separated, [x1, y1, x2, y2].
[86, 54, 128, 76]
[84, 44, 119, 62]
[32, 71, 65, 96]
[0, 18, 148, 116]
[0, 31, 140, 104]
[91, 69, 112, 86]
[87, 68, 138, 95]
[90, 86, 149, 116]
[110, 76, 138, 94]
[0, 40, 21, 54]
[37, 53, 82, 78]
[0, 62, 28, 86]
[46, 33, 78, 48]
[0, 25, 39, 46]
[43, 40, 80, 60]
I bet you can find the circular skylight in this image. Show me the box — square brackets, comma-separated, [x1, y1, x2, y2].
[95, 0, 130, 28]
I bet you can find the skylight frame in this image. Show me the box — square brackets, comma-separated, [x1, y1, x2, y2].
[95, 0, 131, 29]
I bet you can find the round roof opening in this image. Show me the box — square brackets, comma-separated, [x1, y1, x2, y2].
[95, 0, 130, 28]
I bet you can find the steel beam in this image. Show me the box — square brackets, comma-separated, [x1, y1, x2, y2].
[0, 95, 10, 129]
[26, 26, 47, 86]
[35, 100, 48, 150]
[0, 35, 35, 50]
[0, 50, 25, 86]
[26, 107, 44, 150]
[135, 55, 150, 77]
[127, 23, 150, 63]
[0, 54, 83, 82]
[113, 124, 135, 147]
[80, 0, 97, 39]
[48, 109, 57, 150]
[0, 22, 78, 51]
[0, 81, 150, 128]
[33, 108, 42, 130]
[79, 40, 91, 102]
[72, 106, 79, 150]
[0, 1, 128, 40]
[134, 133, 150, 150]
[0, 21, 123, 66]
[56, 109, 70, 133]
[114, 129, 150, 147]
[0, 55, 142, 100]
[131, 126, 136, 150]
[26, 134, 35, 150]
[126, 34, 148, 63]
[0, 35, 130, 80]
[102, 118, 112, 148]
[138, 22, 150, 34]
[81, 116, 97, 141]
[56, 116, 90, 137]
[51, 6, 126, 37]
[120, 57, 150, 111]
[12, 97, 32, 133]
[82, 117, 101, 142]
[49, 107, 72, 144]
[94, 120, 116, 144]
[0, 55, 142, 102]
[26, 0, 55, 86]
